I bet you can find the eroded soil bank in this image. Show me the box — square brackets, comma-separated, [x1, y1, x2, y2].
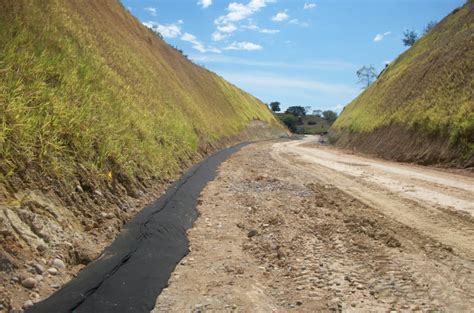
[330, 125, 474, 168]
[154, 139, 474, 312]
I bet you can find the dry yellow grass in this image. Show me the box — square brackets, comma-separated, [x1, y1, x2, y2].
[0, 0, 281, 187]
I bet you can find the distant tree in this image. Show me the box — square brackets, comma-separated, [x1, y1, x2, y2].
[269, 101, 281, 112]
[322, 110, 338, 124]
[423, 21, 437, 36]
[285, 106, 306, 117]
[305, 106, 312, 114]
[402, 29, 418, 46]
[312, 109, 322, 117]
[356, 65, 377, 88]
[279, 114, 299, 132]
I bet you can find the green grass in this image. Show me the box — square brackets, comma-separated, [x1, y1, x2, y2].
[276, 114, 331, 134]
[297, 115, 331, 134]
[0, 0, 281, 186]
[333, 2, 473, 157]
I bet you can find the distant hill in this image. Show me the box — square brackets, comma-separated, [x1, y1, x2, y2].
[277, 114, 331, 134]
[331, 1, 473, 167]
[297, 115, 331, 134]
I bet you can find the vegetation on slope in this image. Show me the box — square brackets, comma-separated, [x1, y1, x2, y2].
[277, 114, 331, 134]
[332, 2, 473, 164]
[0, 0, 281, 190]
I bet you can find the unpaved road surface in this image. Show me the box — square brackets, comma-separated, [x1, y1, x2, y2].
[153, 137, 474, 312]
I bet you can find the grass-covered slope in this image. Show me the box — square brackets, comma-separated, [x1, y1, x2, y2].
[0, 0, 282, 188]
[332, 2, 473, 167]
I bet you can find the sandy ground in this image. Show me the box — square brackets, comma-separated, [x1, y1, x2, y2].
[153, 137, 474, 312]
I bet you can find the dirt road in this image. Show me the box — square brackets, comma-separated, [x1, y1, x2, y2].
[274, 137, 474, 257]
[153, 138, 474, 312]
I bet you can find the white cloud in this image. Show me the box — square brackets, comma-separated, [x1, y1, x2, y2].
[213, 0, 276, 41]
[143, 21, 183, 38]
[223, 3, 253, 22]
[144, 21, 219, 54]
[212, 32, 224, 41]
[212, 31, 227, 41]
[333, 104, 344, 112]
[272, 11, 289, 22]
[216, 0, 275, 24]
[206, 47, 222, 53]
[242, 22, 279, 34]
[373, 31, 391, 42]
[157, 24, 181, 38]
[304, 2, 317, 10]
[374, 34, 383, 42]
[198, 0, 212, 9]
[191, 55, 356, 71]
[260, 28, 280, 34]
[181, 33, 204, 52]
[220, 72, 358, 95]
[217, 23, 238, 33]
[144, 7, 157, 16]
[181, 32, 221, 53]
[289, 19, 309, 27]
[224, 41, 263, 51]
[243, 23, 258, 30]
[181, 33, 197, 42]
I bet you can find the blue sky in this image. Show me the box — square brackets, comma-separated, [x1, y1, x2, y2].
[122, 0, 464, 112]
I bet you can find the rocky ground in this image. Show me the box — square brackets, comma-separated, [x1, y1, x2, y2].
[153, 139, 474, 312]
[0, 183, 170, 312]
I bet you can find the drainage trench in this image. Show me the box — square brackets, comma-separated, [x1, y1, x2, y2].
[28, 143, 247, 313]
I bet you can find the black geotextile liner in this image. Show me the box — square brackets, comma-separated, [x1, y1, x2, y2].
[28, 143, 247, 313]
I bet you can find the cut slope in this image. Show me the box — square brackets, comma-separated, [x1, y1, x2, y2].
[0, 0, 282, 188]
[0, 1, 285, 309]
[332, 2, 473, 167]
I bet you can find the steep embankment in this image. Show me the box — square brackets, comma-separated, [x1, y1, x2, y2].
[0, 1, 284, 310]
[332, 2, 473, 167]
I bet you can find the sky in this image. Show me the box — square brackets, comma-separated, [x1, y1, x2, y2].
[122, 0, 465, 112]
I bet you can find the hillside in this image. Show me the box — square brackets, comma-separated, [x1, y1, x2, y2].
[331, 1, 473, 167]
[277, 114, 331, 134]
[297, 115, 331, 134]
[0, 0, 284, 309]
[0, 1, 282, 187]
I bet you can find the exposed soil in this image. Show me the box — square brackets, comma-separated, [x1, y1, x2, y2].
[153, 137, 474, 312]
[0, 182, 170, 312]
[0, 122, 287, 312]
[331, 124, 473, 169]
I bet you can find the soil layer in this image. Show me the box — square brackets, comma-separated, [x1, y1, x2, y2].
[330, 125, 473, 168]
[154, 137, 474, 312]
